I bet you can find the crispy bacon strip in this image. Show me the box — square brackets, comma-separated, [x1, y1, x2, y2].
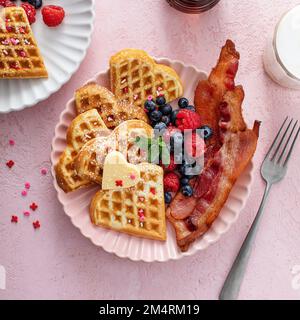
[167, 40, 260, 251]
[194, 40, 240, 148]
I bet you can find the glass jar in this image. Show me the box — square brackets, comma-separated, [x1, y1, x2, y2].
[166, 0, 221, 14]
[263, 5, 300, 90]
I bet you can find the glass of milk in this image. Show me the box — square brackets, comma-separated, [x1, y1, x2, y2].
[263, 5, 300, 90]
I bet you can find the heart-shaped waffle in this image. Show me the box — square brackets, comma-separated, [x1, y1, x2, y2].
[55, 109, 110, 193]
[74, 120, 153, 184]
[0, 7, 47, 79]
[75, 83, 149, 129]
[90, 162, 166, 241]
[110, 49, 184, 108]
[102, 151, 141, 190]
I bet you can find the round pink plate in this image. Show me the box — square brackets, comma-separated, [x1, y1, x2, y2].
[51, 58, 253, 262]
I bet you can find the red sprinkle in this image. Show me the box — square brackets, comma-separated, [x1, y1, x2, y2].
[33, 220, 40, 229]
[138, 208, 144, 216]
[138, 196, 145, 202]
[25, 182, 30, 189]
[123, 87, 129, 94]
[115, 180, 123, 187]
[41, 168, 47, 175]
[150, 187, 156, 195]
[11, 215, 18, 223]
[9, 139, 15, 146]
[30, 202, 38, 211]
[23, 211, 30, 217]
[6, 160, 14, 168]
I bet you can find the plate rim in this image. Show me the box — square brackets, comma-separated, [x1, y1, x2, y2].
[0, 0, 95, 114]
[50, 58, 254, 262]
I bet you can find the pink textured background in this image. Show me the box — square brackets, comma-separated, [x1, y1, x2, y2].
[1, 0, 300, 300]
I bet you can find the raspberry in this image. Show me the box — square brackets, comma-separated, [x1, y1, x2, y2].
[42, 5, 65, 27]
[164, 172, 180, 193]
[175, 109, 201, 131]
[2, 0, 16, 7]
[21, 3, 36, 24]
[184, 132, 206, 158]
[161, 154, 177, 172]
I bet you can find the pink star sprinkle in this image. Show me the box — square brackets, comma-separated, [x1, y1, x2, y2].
[147, 95, 153, 101]
[21, 190, 27, 197]
[23, 211, 30, 217]
[129, 173, 136, 180]
[25, 182, 30, 189]
[9, 139, 15, 146]
[40, 168, 47, 175]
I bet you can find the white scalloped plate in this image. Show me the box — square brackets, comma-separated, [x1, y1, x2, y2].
[51, 58, 253, 262]
[0, 0, 95, 113]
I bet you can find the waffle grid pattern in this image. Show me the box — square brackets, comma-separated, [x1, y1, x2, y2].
[0, 7, 47, 78]
[111, 57, 182, 108]
[91, 164, 166, 240]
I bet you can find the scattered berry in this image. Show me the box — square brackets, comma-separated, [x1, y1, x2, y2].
[180, 177, 190, 187]
[156, 96, 166, 106]
[164, 192, 172, 204]
[6, 160, 14, 168]
[42, 5, 65, 27]
[161, 115, 171, 126]
[160, 103, 172, 115]
[164, 172, 180, 193]
[11, 215, 18, 223]
[171, 109, 179, 125]
[33, 220, 40, 229]
[178, 97, 189, 109]
[181, 185, 193, 197]
[150, 110, 162, 123]
[144, 100, 156, 113]
[176, 109, 201, 131]
[199, 125, 213, 140]
[28, 0, 42, 10]
[186, 105, 196, 112]
[21, 3, 36, 24]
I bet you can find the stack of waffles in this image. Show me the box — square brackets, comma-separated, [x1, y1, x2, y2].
[55, 48, 184, 241]
[0, 7, 47, 79]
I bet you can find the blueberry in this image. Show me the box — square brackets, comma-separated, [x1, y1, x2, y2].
[171, 109, 179, 125]
[164, 192, 172, 204]
[179, 163, 196, 177]
[178, 97, 189, 109]
[156, 96, 166, 106]
[180, 177, 190, 186]
[154, 122, 167, 132]
[181, 185, 193, 197]
[28, 0, 43, 9]
[186, 105, 196, 112]
[161, 115, 171, 126]
[160, 103, 172, 115]
[200, 125, 213, 140]
[150, 110, 162, 123]
[144, 100, 156, 113]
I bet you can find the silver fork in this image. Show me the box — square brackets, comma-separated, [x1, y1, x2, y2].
[219, 117, 300, 300]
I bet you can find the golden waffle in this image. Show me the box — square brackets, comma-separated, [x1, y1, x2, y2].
[90, 163, 166, 241]
[75, 83, 149, 129]
[110, 49, 183, 108]
[74, 120, 153, 184]
[0, 7, 48, 79]
[55, 109, 110, 193]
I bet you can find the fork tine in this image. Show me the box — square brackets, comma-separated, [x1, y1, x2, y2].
[283, 126, 300, 167]
[277, 120, 298, 164]
[265, 116, 288, 160]
[270, 118, 293, 161]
